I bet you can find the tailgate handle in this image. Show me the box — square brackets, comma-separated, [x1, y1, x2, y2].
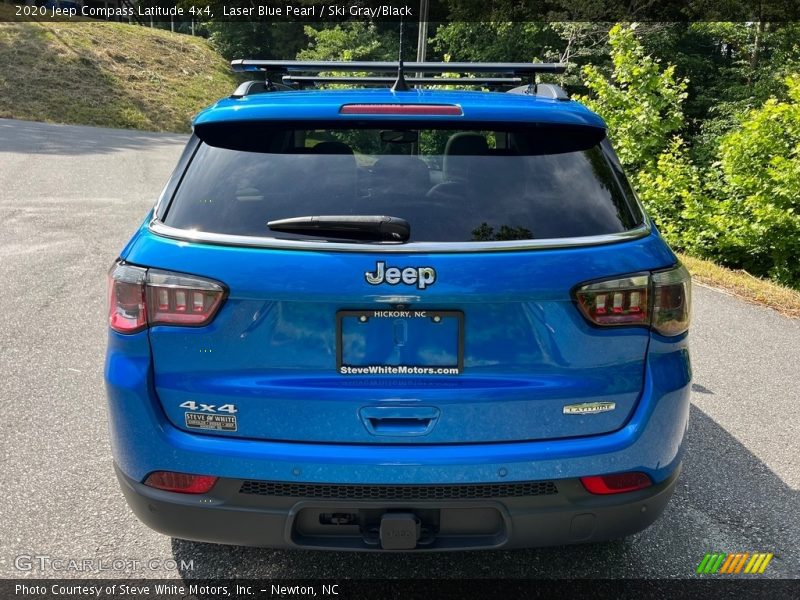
[360, 406, 440, 437]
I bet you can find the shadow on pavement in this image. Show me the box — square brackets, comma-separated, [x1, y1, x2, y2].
[0, 118, 187, 156]
[171, 405, 798, 578]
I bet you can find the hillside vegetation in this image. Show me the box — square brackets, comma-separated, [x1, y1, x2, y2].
[0, 9, 236, 132]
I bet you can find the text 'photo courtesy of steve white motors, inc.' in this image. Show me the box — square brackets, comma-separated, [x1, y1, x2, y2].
[12, 582, 346, 599]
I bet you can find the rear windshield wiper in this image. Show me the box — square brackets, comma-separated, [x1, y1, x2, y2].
[267, 215, 410, 242]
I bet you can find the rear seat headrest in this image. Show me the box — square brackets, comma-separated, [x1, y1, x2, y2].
[443, 133, 489, 181]
[311, 141, 355, 155]
[444, 132, 490, 156]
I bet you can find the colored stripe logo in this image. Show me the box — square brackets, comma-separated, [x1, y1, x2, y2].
[697, 552, 773, 574]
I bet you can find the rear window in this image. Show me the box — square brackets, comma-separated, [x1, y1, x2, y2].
[163, 124, 641, 243]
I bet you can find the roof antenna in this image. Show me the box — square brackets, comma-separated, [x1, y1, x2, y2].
[526, 73, 537, 95]
[392, 18, 409, 92]
[264, 71, 276, 91]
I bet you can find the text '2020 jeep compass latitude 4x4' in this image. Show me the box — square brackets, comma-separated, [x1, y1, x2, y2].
[105, 60, 691, 551]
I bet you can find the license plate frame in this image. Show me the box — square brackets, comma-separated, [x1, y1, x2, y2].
[336, 309, 464, 375]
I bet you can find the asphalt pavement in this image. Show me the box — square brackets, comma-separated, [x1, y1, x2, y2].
[0, 118, 798, 580]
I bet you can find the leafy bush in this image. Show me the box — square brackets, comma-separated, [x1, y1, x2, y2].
[712, 75, 800, 286]
[577, 24, 688, 172]
[298, 23, 385, 61]
[634, 138, 712, 253]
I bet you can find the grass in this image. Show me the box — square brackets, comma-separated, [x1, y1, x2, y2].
[0, 5, 237, 132]
[678, 253, 800, 318]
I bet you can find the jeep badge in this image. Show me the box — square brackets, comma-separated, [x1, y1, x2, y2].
[365, 261, 437, 290]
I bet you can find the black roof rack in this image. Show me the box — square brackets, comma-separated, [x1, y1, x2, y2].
[230, 60, 569, 99]
[281, 75, 524, 89]
[231, 60, 567, 76]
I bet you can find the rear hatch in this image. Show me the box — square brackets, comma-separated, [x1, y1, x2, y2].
[131, 118, 672, 444]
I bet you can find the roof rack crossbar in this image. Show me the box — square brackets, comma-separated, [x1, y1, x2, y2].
[232, 60, 567, 76]
[282, 75, 524, 88]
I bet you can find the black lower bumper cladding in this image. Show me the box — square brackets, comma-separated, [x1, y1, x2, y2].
[115, 464, 681, 551]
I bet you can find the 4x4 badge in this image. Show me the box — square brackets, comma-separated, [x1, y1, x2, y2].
[365, 261, 436, 290]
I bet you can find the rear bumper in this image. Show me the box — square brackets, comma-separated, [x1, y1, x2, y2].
[106, 329, 690, 549]
[116, 464, 680, 550]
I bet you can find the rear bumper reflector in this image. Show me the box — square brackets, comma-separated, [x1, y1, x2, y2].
[580, 472, 652, 495]
[144, 471, 218, 494]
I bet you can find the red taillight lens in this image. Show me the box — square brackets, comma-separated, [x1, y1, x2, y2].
[146, 269, 225, 326]
[144, 471, 218, 494]
[575, 273, 650, 327]
[108, 264, 147, 333]
[580, 472, 652, 495]
[108, 262, 225, 333]
[574, 265, 691, 335]
[339, 103, 463, 115]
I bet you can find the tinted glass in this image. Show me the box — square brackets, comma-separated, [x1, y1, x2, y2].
[164, 127, 640, 242]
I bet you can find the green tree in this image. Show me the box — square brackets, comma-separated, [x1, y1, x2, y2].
[649, 22, 800, 164]
[431, 22, 558, 63]
[577, 23, 688, 172]
[298, 22, 389, 61]
[204, 22, 306, 61]
[430, 22, 610, 93]
[633, 138, 710, 252]
[576, 24, 699, 251]
[712, 75, 800, 285]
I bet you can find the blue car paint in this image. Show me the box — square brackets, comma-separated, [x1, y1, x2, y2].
[105, 328, 689, 485]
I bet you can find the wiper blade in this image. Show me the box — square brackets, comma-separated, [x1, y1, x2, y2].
[267, 215, 410, 242]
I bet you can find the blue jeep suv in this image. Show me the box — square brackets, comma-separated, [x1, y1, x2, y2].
[105, 60, 691, 551]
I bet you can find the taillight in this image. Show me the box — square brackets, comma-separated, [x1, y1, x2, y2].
[108, 262, 225, 333]
[580, 472, 652, 495]
[575, 273, 650, 326]
[574, 264, 691, 336]
[146, 269, 225, 326]
[108, 264, 147, 333]
[144, 471, 218, 494]
[651, 265, 691, 336]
